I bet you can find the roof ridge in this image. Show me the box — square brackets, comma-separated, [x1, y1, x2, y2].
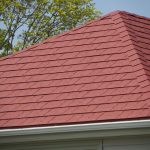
[0, 16, 103, 62]
[111, 11, 150, 93]
[0, 42, 43, 62]
[111, 10, 150, 20]
[1, 10, 149, 62]
[43, 16, 106, 44]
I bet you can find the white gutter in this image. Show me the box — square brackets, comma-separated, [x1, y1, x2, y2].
[0, 119, 150, 137]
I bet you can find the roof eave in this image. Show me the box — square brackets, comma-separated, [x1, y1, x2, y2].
[0, 119, 150, 144]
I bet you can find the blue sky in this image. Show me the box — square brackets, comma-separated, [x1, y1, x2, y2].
[93, 0, 150, 17]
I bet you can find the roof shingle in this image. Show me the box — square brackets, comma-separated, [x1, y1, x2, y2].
[0, 11, 150, 129]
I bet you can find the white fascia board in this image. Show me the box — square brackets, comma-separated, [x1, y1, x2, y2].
[0, 119, 150, 137]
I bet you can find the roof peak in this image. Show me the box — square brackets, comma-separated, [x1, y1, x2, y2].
[102, 10, 150, 20]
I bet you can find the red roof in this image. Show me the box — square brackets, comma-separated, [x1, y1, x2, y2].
[0, 11, 150, 129]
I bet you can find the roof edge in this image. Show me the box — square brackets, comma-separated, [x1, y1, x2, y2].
[0, 119, 150, 137]
[1, 119, 150, 144]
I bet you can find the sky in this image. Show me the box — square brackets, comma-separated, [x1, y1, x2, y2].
[93, 0, 150, 17]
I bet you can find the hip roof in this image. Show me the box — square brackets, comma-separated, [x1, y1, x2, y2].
[0, 11, 150, 129]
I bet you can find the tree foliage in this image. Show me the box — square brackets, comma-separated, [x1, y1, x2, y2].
[0, 0, 100, 56]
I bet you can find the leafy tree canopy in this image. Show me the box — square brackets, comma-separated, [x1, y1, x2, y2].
[0, 0, 100, 57]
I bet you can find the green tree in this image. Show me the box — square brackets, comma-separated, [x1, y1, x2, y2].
[0, 0, 100, 56]
[0, 28, 11, 57]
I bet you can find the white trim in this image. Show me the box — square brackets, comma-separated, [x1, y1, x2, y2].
[0, 119, 150, 137]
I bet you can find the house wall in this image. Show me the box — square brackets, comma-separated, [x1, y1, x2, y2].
[0, 135, 150, 150]
[103, 135, 150, 150]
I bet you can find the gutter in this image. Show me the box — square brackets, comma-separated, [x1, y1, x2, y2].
[0, 119, 150, 137]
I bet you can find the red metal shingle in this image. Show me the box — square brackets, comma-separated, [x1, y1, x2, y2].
[0, 11, 150, 129]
